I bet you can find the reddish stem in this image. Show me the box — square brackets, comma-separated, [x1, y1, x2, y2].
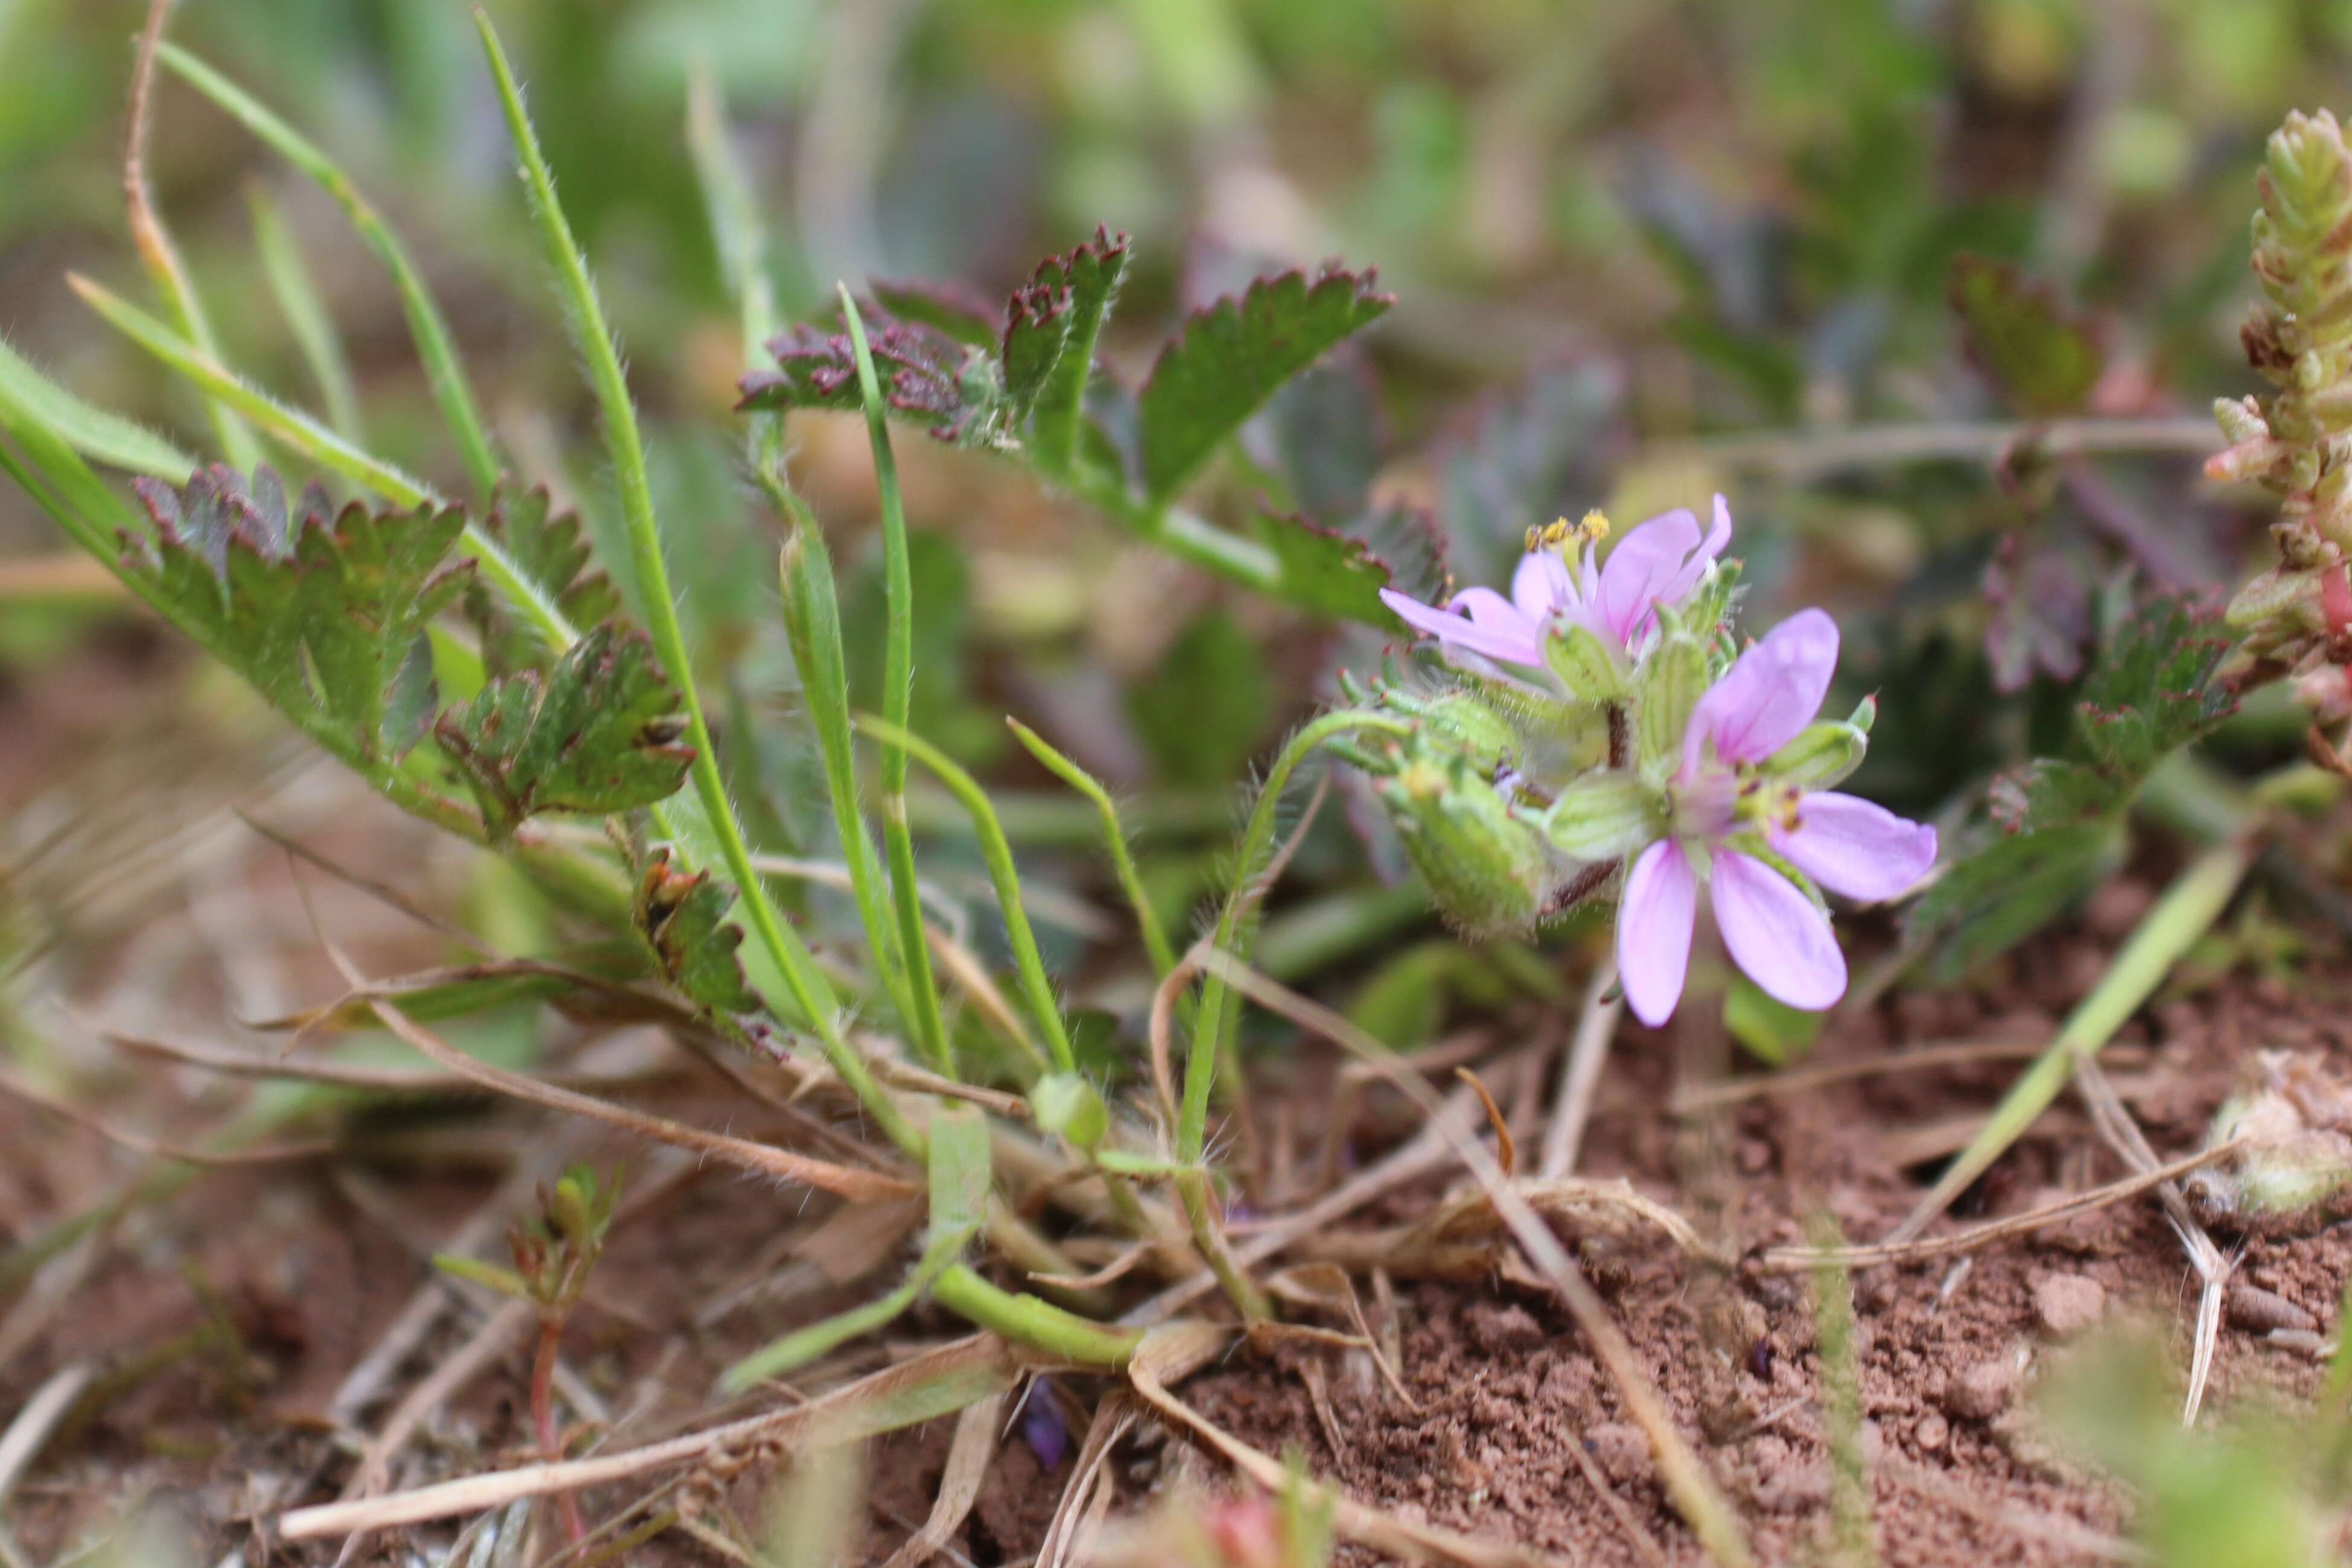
[532, 1312, 586, 1544]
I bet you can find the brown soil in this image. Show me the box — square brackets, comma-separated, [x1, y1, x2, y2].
[4, 682, 2351, 1565]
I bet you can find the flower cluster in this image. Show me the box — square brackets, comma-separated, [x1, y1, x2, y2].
[1346, 500, 1937, 1026]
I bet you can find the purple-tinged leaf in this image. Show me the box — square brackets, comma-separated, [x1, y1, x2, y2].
[1006, 227, 1130, 471]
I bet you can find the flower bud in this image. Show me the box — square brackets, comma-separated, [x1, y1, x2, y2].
[1029, 1073, 1110, 1149]
[1542, 773, 1662, 861]
[1378, 747, 1554, 935]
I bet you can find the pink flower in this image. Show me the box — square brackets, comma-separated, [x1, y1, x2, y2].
[1615, 609, 1938, 1027]
[1379, 497, 1734, 669]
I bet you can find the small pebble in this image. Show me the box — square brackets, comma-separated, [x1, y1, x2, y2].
[1912, 1411, 1950, 1452]
[1586, 1422, 1648, 1486]
[2228, 1283, 2318, 1336]
[1945, 1357, 2019, 1421]
[2034, 1272, 2107, 1338]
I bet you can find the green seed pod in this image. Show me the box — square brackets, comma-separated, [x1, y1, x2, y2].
[1029, 1073, 1110, 1150]
[1763, 720, 1869, 792]
[1412, 690, 1522, 772]
[1379, 747, 1554, 936]
[1543, 772, 1664, 861]
[1544, 621, 1624, 703]
[549, 1173, 593, 1245]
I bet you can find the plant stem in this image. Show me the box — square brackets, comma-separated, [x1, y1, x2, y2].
[930, 1264, 1140, 1366]
[841, 292, 955, 1074]
[1658, 413, 2216, 480]
[1005, 717, 1180, 980]
[474, 8, 918, 1159]
[530, 1312, 585, 1544]
[1176, 710, 1411, 1319]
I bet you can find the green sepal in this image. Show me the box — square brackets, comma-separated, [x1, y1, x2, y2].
[1543, 620, 1623, 703]
[1541, 773, 1664, 862]
[1635, 633, 1707, 772]
[1763, 720, 1869, 792]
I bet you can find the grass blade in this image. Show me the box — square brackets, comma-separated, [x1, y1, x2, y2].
[778, 521, 925, 1045]
[842, 291, 955, 1074]
[472, 5, 918, 1158]
[855, 714, 1077, 1075]
[0, 336, 193, 481]
[245, 182, 365, 443]
[157, 40, 503, 495]
[125, 1, 260, 471]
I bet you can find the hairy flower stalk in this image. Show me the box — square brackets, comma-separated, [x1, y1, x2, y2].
[1355, 499, 1936, 1024]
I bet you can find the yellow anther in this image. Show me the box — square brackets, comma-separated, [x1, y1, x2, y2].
[1526, 512, 1609, 556]
[1577, 509, 1612, 543]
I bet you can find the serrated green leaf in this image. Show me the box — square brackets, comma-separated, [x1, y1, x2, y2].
[1010, 227, 1130, 472]
[1988, 594, 2237, 835]
[1902, 821, 2118, 982]
[1138, 264, 1391, 503]
[462, 484, 623, 676]
[126, 465, 471, 767]
[434, 622, 693, 842]
[1949, 255, 2105, 418]
[1251, 509, 1399, 624]
[634, 846, 760, 1017]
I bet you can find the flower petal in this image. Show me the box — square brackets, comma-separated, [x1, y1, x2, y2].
[1711, 849, 1846, 1011]
[1769, 791, 1938, 902]
[1682, 607, 1840, 773]
[1379, 588, 1543, 667]
[1511, 550, 1571, 623]
[1616, 838, 1697, 1026]
[1657, 494, 1734, 606]
[1593, 507, 1700, 645]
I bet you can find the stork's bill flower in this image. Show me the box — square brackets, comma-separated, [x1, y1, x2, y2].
[1613, 609, 1938, 1027]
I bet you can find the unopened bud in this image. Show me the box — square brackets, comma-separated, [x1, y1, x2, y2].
[1379, 749, 1553, 935]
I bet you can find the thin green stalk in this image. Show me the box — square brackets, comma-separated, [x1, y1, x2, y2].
[1892, 837, 2255, 1242]
[930, 1264, 1140, 1366]
[1172, 710, 1409, 1321]
[474, 7, 917, 1159]
[840, 292, 955, 1073]
[1005, 717, 1179, 980]
[778, 520, 924, 1050]
[126, 5, 260, 472]
[856, 715, 1075, 1074]
[68, 273, 575, 653]
[684, 62, 794, 524]
[1071, 465, 1285, 601]
[157, 40, 503, 496]
[1181, 711, 1409, 1158]
[245, 183, 364, 445]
